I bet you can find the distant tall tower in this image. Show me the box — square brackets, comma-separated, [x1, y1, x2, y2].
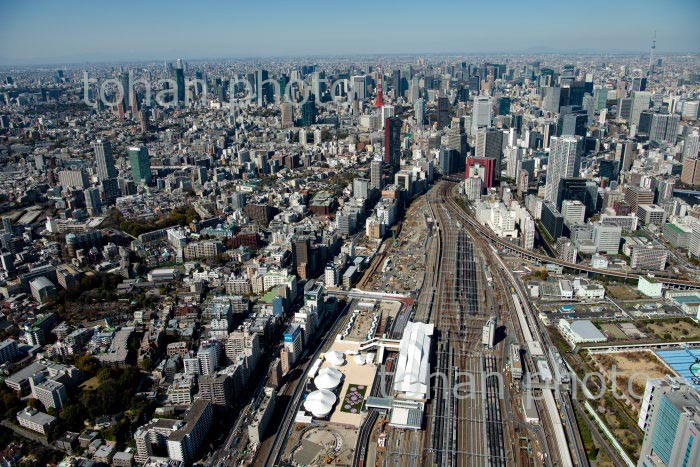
[648, 31, 656, 75]
[375, 66, 385, 108]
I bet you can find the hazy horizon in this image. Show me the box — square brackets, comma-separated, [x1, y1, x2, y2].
[1, 0, 699, 66]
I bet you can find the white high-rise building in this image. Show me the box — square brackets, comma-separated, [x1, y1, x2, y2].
[471, 96, 492, 134]
[505, 147, 523, 179]
[592, 222, 622, 255]
[414, 98, 425, 126]
[630, 91, 651, 127]
[561, 200, 586, 225]
[545, 136, 582, 207]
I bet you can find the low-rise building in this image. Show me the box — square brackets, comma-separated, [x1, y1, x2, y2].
[557, 319, 607, 346]
[16, 407, 55, 435]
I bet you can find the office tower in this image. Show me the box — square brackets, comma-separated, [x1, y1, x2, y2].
[119, 72, 130, 111]
[557, 109, 588, 137]
[101, 178, 120, 203]
[624, 186, 654, 213]
[638, 111, 654, 134]
[681, 157, 700, 186]
[139, 109, 150, 133]
[650, 113, 681, 144]
[353, 178, 370, 200]
[439, 148, 459, 175]
[475, 128, 504, 176]
[310, 71, 324, 104]
[128, 146, 152, 185]
[414, 98, 425, 127]
[561, 200, 585, 225]
[557, 177, 590, 214]
[630, 91, 651, 127]
[468, 75, 480, 94]
[594, 86, 608, 110]
[370, 160, 384, 190]
[618, 97, 633, 121]
[385, 116, 402, 171]
[638, 379, 700, 467]
[632, 77, 648, 92]
[617, 140, 637, 173]
[592, 222, 622, 254]
[174, 66, 186, 104]
[351, 75, 367, 101]
[498, 97, 511, 116]
[291, 236, 311, 278]
[471, 96, 492, 134]
[541, 201, 564, 240]
[684, 131, 700, 159]
[391, 69, 402, 98]
[545, 136, 583, 207]
[301, 95, 316, 127]
[543, 86, 562, 113]
[437, 96, 450, 129]
[281, 102, 293, 128]
[93, 139, 117, 181]
[505, 147, 523, 179]
[599, 159, 618, 181]
[85, 187, 102, 216]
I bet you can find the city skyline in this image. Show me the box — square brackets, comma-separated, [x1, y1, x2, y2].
[1, 0, 699, 65]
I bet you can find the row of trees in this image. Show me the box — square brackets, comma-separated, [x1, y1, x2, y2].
[119, 206, 200, 237]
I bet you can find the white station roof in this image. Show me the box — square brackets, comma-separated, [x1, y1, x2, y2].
[314, 367, 343, 390]
[393, 322, 434, 400]
[304, 389, 337, 417]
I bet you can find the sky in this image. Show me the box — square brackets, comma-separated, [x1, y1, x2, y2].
[1, 0, 699, 65]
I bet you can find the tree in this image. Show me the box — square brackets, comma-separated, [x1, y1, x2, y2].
[75, 355, 99, 375]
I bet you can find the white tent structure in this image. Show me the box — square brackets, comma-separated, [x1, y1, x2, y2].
[314, 367, 343, 390]
[325, 350, 345, 366]
[304, 389, 337, 417]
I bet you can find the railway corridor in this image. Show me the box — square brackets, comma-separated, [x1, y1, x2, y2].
[421, 182, 510, 467]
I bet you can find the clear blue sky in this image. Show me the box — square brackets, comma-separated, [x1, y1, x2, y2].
[1, 0, 698, 65]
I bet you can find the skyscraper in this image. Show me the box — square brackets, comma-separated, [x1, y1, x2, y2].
[638, 379, 700, 467]
[128, 146, 152, 185]
[475, 128, 504, 177]
[174, 66, 186, 105]
[471, 96, 492, 134]
[85, 187, 102, 216]
[384, 116, 402, 172]
[94, 139, 117, 181]
[650, 113, 681, 144]
[280, 103, 293, 129]
[630, 91, 651, 127]
[437, 96, 450, 129]
[545, 136, 583, 207]
[301, 95, 316, 127]
[414, 98, 425, 127]
[370, 159, 384, 191]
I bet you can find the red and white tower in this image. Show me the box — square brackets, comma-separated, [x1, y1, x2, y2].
[375, 66, 385, 108]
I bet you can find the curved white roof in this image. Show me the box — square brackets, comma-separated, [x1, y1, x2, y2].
[353, 354, 366, 365]
[393, 322, 434, 399]
[304, 389, 337, 417]
[314, 367, 343, 390]
[326, 350, 345, 366]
